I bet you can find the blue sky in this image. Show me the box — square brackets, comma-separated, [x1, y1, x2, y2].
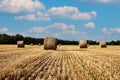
[0, 0, 120, 41]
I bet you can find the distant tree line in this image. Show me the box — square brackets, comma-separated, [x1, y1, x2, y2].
[0, 34, 120, 45]
[0, 34, 44, 44]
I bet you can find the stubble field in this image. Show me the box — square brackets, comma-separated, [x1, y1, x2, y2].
[0, 45, 120, 80]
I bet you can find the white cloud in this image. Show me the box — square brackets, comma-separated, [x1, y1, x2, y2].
[15, 6, 96, 21]
[48, 6, 96, 20]
[102, 27, 108, 34]
[77, 0, 120, 4]
[100, 0, 110, 3]
[28, 23, 75, 33]
[26, 23, 86, 38]
[102, 27, 120, 34]
[46, 23, 75, 31]
[0, 27, 19, 36]
[84, 22, 95, 28]
[29, 27, 45, 33]
[114, 28, 120, 33]
[15, 12, 50, 21]
[0, 0, 50, 21]
[0, 27, 8, 33]
[0, 2, 97, 22]
[0, 0, 45, 13]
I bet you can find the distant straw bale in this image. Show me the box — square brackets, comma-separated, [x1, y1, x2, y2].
[58, 44, 61, 46]
[87, 44, 90, 47]
[100, 41, 107, 48]
[30, 43, 33, 46]
[38, 43, 41, 46]
[17, 41, 25, 48]
[79, 40, 87, 48]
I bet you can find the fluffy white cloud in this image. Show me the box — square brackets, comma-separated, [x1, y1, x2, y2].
[84, 22, 95, 28]
[48, 6, 96, 20]
[29, 27, 45, 33]
[102, 27, 108, 33]
[0, 0, 50, 21]
[114, 28, 120, 33]
[28, 23, 75, 33]
[0, 0, 45, 13]
[0, 27, 8, 33]
[102, 27, 120, 34]
[26, 23, 86, 38]
[46, 23, 75, 31]
[15, 6, 96, 21]
[15, 12, 50, 21]
[77, 0, 120, 4]
[0, 1, 97, 22]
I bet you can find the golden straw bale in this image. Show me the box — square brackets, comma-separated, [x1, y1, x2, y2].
[44, 37, 57, 50]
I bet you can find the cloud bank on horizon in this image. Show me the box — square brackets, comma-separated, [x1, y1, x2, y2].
[0, 0, 120, 41]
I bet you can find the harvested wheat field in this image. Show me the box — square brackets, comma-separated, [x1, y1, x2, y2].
[0, 45, 120, 80]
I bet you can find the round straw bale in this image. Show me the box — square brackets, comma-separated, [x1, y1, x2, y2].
[44, 37, 57, 50]
[100, 41, 107, 48]
[87, 44, 90, 47]
[17, 41, 25, 48]
[38, 43, 41, 46]
[30, 43, 33, 46]
[58, 44, 61, 46]
[79, 40, 87, 48]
